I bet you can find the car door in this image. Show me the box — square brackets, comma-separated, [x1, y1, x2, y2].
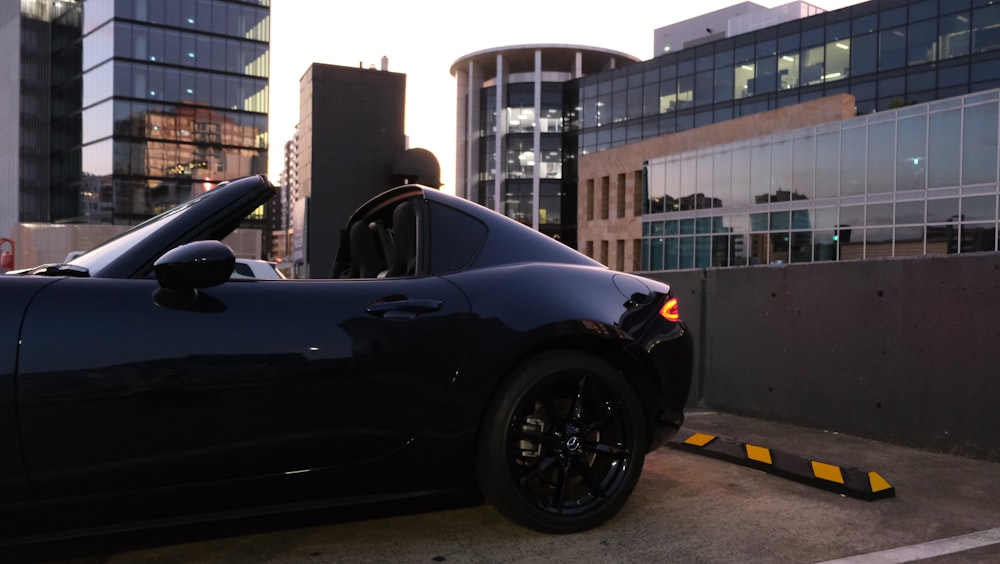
[0, 277, 59, 504]
[15, 274, 470, 498]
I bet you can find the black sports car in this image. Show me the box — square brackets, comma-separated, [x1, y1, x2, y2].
[0, 175, 693, 541]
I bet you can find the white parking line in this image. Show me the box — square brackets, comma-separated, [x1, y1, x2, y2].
[816, 527, 1000, 563]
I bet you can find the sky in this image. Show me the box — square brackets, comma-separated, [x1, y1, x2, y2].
[267, 1, 865, 194]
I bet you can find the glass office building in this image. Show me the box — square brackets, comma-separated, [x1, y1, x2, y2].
[455, 0, 1000, 270]
[571, 0, 1000, 156]
[641, 88, 1000, 270]
[60, 0, 270, 224]
[451, 46, 637, 245]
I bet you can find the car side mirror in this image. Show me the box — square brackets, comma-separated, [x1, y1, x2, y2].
[153, 240, 235, 308]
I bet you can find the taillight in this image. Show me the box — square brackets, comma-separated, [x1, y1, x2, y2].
[659, 297, 680, 322]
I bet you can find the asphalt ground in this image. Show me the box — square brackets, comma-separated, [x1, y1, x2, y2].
[5, 409, 999, 564]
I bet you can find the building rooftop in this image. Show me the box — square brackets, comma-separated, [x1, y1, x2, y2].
[451, 44, 640, 77]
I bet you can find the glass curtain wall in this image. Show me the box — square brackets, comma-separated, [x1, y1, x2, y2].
[479, 81, 567, 238]
[641, 89, 1000, 271]
[68, 0, 269, 224]
[574, 0, 1000, 157]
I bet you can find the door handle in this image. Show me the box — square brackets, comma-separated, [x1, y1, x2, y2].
[366, 299, 443, 319]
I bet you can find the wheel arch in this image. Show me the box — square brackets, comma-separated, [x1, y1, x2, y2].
[474, 332, 666, 453]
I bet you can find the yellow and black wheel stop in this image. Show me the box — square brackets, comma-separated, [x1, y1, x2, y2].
[668, 429, 895, 500]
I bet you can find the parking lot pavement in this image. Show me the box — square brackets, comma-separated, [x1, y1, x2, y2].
[6, 409, 1000, 564]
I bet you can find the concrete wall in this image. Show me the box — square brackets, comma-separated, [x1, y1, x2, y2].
[648, 253, 1000, 461]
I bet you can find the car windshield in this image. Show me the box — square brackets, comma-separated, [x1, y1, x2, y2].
[67, 191, 208, 275]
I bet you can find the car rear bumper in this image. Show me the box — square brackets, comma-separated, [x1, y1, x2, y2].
[643, 324, 695, 451]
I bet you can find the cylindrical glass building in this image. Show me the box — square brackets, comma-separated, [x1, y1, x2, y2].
[451, 45, 638, 245]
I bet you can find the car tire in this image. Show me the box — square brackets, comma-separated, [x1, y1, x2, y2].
[475, 350, 648, 534]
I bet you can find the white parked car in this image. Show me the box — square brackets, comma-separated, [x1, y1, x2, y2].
[231, 258, 286, 280]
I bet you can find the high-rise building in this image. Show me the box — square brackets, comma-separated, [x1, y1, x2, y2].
[294, 62, 407, 279]
[450, 46, 636, 247]
[272, 128, 298, 262]
[2, 0, 270, 264]
[454, 0, 1000, 272]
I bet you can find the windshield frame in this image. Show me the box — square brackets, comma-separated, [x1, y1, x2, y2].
[68, 196, 203, 276]
[64, 175, 274, 279]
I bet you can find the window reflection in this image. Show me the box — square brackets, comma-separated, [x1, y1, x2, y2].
[778, 53, 799, 89]
[735, 63, 755, 98]
[677, 75, 694, 109]
[78, 103, 266, 219]
[879, 27, 907, 70]
[802, 45, 824, 85]
[962, 195, 998, 222]
[908, 19, 936, 65]
[507, 107, 534, 133]
[640, 91, 1000, 270]
[940, 12, 972, 59]
[504, 181, 533, 226]
[824, 39, 850, 81]
[505, 136, 534, 179]
[973, 4, 1000, 54]
[566, 0, 1000, 162]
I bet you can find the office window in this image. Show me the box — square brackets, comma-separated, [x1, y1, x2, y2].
[600, 177, 610, 219]
[792, 134, 815, 198]
[801, 44, 824, 85]
[824, 38, 850, 81]
[927, 197, 959, 223]
[879, 26, 907, 70]
[750, 143, 772, 202]
[962, 102, 999, 184]
[840, 126, 866, 196]
[928, 108, 961, 187]
[715, 66, 735, 100]
[962, 195, 998, 221]
[677, 75, 694, 110]
[961, 223, 997, 252]
[867, 121, 895, 194]
[756, 55, 778, 93]
[779, 52, 799, 89]
[896, 200, 925, 224]
[586, 179, 594, 220]
[651, 238, 665, 270]
[865, 228, 894, 258]
[713, 150, 732, 207]
[894, 226, 924, 256]
[634, 170, 644, 216]
[617, 174, 626, 218]
[680, 157, 697, 209]
[735, 61, 754, 98]
[659, 78, 678, 113]
[851, 33, 878, 76]
[908, 19, 938, 65]
[940, 12, 972, 59]
[972, 3, 1000, 53]
[896, 117, 927, 191]
[643, 81, 659, 116]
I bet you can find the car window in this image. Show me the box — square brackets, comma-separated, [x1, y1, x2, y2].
[233, 262, 255, 278]
[428, 201, 487, 274]
[68, 203, 195, 275]
[336, 198, 422, 279]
